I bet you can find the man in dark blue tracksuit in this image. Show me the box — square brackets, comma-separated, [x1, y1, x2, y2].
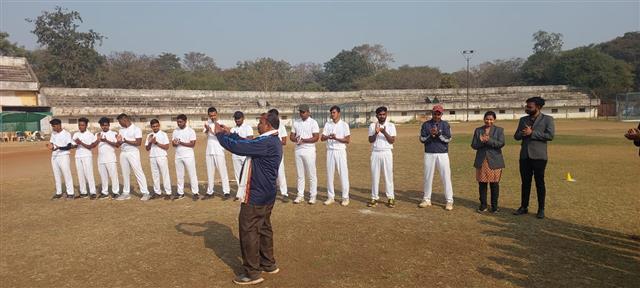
[214, 112, 282, 285]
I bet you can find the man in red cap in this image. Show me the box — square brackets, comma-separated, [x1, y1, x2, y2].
[419, 104, 455, 211]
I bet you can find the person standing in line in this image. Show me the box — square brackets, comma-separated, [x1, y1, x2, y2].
[145, 119, 172, 200]
[94, 117, 120, 199]
[115, 113, 150, 201]
[47, 118, 75, 200]
[368, 106, 397, 208]
[471, 111, 505, 213]
[172, 114, 199, 201]
[290, 104, 320, 204]
[419, 105, 454, 211]
[230, 111, 254, 201]
[321, 105, 351, 206]
[203, 106, 231, 199]
[72, 117, 98, 199]
[514, 96, 555, 219]
[268, 108, 290, 203]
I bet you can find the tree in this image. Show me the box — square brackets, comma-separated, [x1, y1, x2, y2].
[27, 6, 105, 87]
[102, 51, 160, 89]
[224, 58, 292, 91]
[596, 32, 640, 90]
[287, 62, 325, 91]
[357, 65, 442, 89]
[522, 30, 564, 85]
[352, 44, 394, 72]
[532, 30, 563, 54]
[473, 58, 524, 87]
[439, 73, 458, 88]
[182, 52, 219, 72]
[0, 32, 28, 57]
[322, 50, 374, 91]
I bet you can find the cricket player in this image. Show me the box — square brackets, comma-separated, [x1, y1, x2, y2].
[95, 117, 119, 199]
[145, 119, 172, 200]
[72, 117, 98, 199]
[47, 118, 75, 200]
[368, 106, 397, 208]
[172, 114, 199, 200]
[230, 111, 254, 201]
[289, 104, 320, 204]
[321, 105, 351, 206]
[203, 106, 231, 199]
[268, 108, 290, 203]
[115, 113, 150, 201]
[419, 105, 454, 211]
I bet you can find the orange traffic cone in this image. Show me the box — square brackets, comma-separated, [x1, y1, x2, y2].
[565, 172, 576, 182]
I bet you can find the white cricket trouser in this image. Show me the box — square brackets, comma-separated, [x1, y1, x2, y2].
[295, 149, 317, 199]
[371, 150, 394, 200]
[205, 154, 230, 195]
[327, 149, 349, 200]
[51, 155, 74, 195]
[98, 162, 119, 195]
[176, 157, 199, 195]
[277, 155, 288, 196]
[150, 156, 172, 195]
[75, 156, 96, 195]
[232, 155, 245, 195]
[120, 150, 149, 194]
[423, 153, 454, 203]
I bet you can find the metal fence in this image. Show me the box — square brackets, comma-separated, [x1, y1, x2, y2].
[293, 102, 383, 128]
[617, 92, 640, 120]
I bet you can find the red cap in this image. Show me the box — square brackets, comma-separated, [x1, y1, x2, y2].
[432, 105, 444, 113]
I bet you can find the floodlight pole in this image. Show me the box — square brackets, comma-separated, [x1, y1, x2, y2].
[462, 50, 474, 122]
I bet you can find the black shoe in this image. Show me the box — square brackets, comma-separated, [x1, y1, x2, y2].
[150, 193, 161, 200]
[65, 194, 75, 200]
[97, 193, 109, 200]
[78, 194, 88, 199]
[490, 207, 500, 213]
[536, 209, 545, 219]
[173, 194, 185, 201]
[192, 193, 200, 201]
[513, 207, 528, 215]
[52, 194, 63, 200]
[202, 194, 213, 200]
[281, 195, 290, 203]
[477, 205, 488, 213]
[89, 194, 97, 200]
[232, 274, 264, 285]
[262, 266, 280, 274]
[111, 193, 120, 200]
[164, 195, 172, 200]
[223, 193, 231, 200]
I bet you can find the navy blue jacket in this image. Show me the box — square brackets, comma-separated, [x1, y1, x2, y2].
[419, 120, 452, 153]
[217, 131, 282, 206]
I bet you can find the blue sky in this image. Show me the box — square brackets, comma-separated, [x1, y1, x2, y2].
[1, 0, 638, 72]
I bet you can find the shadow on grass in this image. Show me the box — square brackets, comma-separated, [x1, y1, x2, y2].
[175, 221, 243, 276]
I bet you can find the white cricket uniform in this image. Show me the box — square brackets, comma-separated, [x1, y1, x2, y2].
[96, 130, 119, 195]
[73, 130, 97, 195]
[323, 119, 350, 200]
[204, 120, 230, 195]
[230, 123, 254, 198]
[50, 129, 74, 196]
[146, 130, 172, 195]
[292, 117, 320, 200]
[173, 126, 199, 195]
[277, 122, 288, 196]
[369, 122, 396, 200]
[119, 124, 149, 195]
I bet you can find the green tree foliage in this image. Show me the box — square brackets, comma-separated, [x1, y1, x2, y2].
[0, 32, 28, 57]
[224, 58, 292, 91]
[596, 31, 640, 90]
[322, 50, 374, 91]
[521, 31, 564, 85]
[182, 52, 219, 72]
[474, 58, 525, 87]
[439, 73, 458, 88]
[357, 65, 441, 89]
[532, 30, 563, 54]
[352, 44, 394, 72]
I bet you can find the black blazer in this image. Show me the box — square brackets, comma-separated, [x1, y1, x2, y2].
[471, 125, 505, 169]
[514, 113, 555, 160]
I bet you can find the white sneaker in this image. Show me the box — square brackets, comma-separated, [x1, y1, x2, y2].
[419, 200, 432, 208]
[308, 198, 316, 205]
[445, 202, 454, 211]
[116, 193, 131, 201]
[323, 198, 335, 205]
[293, 196, 304, 204]
[140, 194, 151, 201]
[341, 199, 350, 206]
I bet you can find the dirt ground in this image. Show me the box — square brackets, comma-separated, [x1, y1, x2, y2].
[1, 119, 639, 288]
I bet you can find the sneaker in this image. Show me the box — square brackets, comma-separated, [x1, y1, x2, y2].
[116, 193, 131, 201]
[323, 198, 335, 205]
[263, 267, 280, 274]
[164, 194, 172, 200]
[281, 195, 290, 203]
[513, 207, 528, 215]
[223, 193, 231, 200]
[418, 200, 432, 208]
[89, 194, 97, 200]
[51, 194, 63, 200]
[536, 209, 545, 219]
[140, 194, 151, 201]
[367, 199, 377, 207]
[477, 205, 488, 213]
[293, 196, 304, 204]
[150, 193, 161, 200]
[202, 194, 214, 200]
[97, 193, 109, 200]
[490, 207, 500, 213]
[78, 194, 88, 199]
[173, 194, 185, 201]
[111, 193, 120, 200]
[341, 199, 350, 206]
[232, 274, 264, 285]
[192, 193, 200, 201]
[308, 198, 316, 205]
[387, 199, 396, 208]
[445, 202, 453, 211]
[65, 194, 75, 200]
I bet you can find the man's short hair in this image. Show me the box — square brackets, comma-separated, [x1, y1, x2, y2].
[78, 117, 89, 125]
[177, 114, 187, 121]
[116, 113, 128, 120]
[98, 117, 110, 125]
[526, 96, 546, 107]
[329, 105, 340, 113]
[233, 111, 244, 120]
[207, 107, 217, 113]
[265, 111, 280, 129]
[150, 119, 160, 125]
[49, 118, 61, 125]
[375, 106, 388, 114]
[268, 108, 279, 116]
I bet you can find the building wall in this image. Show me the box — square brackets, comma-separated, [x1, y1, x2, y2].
[0, 91, 38, 106]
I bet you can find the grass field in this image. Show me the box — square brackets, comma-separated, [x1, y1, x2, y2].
[1, 119, 639, 287]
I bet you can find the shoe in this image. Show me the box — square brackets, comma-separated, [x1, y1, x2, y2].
[387, 199, 396, 208]
[341, 199, 350, 206]
[140, 194, 151, 201]
[97, 193, 109, 200]
[263, 267, 280, 274]
[202, 194, 214, 200]
[111, 193, 120, 200]
[78, 194, 88, 199]
[513, 207, 528, 215]
[445, 202, 453, 211]
[192, 193, 200, 201]
[536, 209, 545, 219]
[65, 194, 75, 200]
[52, 194, 63, 200]
[223, 193, 231, 200]
[89, 194, 97, 200]
[490, 207, 500, 213]
[116, 193, 131, 201]
[367, 199, 377, 207]
[173, 194, 185, 201]
[150, 193, 161, 200]
[477, 206, 488, 213]
[232, 274, 264, 285]
[418, 200, 432, 208]
[293, 196, 304, 204]
[164, 195, 172, 200]
[281, 195, 290, 203]
[308, 198, 316, 205]
[323, 198, 335, 205]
